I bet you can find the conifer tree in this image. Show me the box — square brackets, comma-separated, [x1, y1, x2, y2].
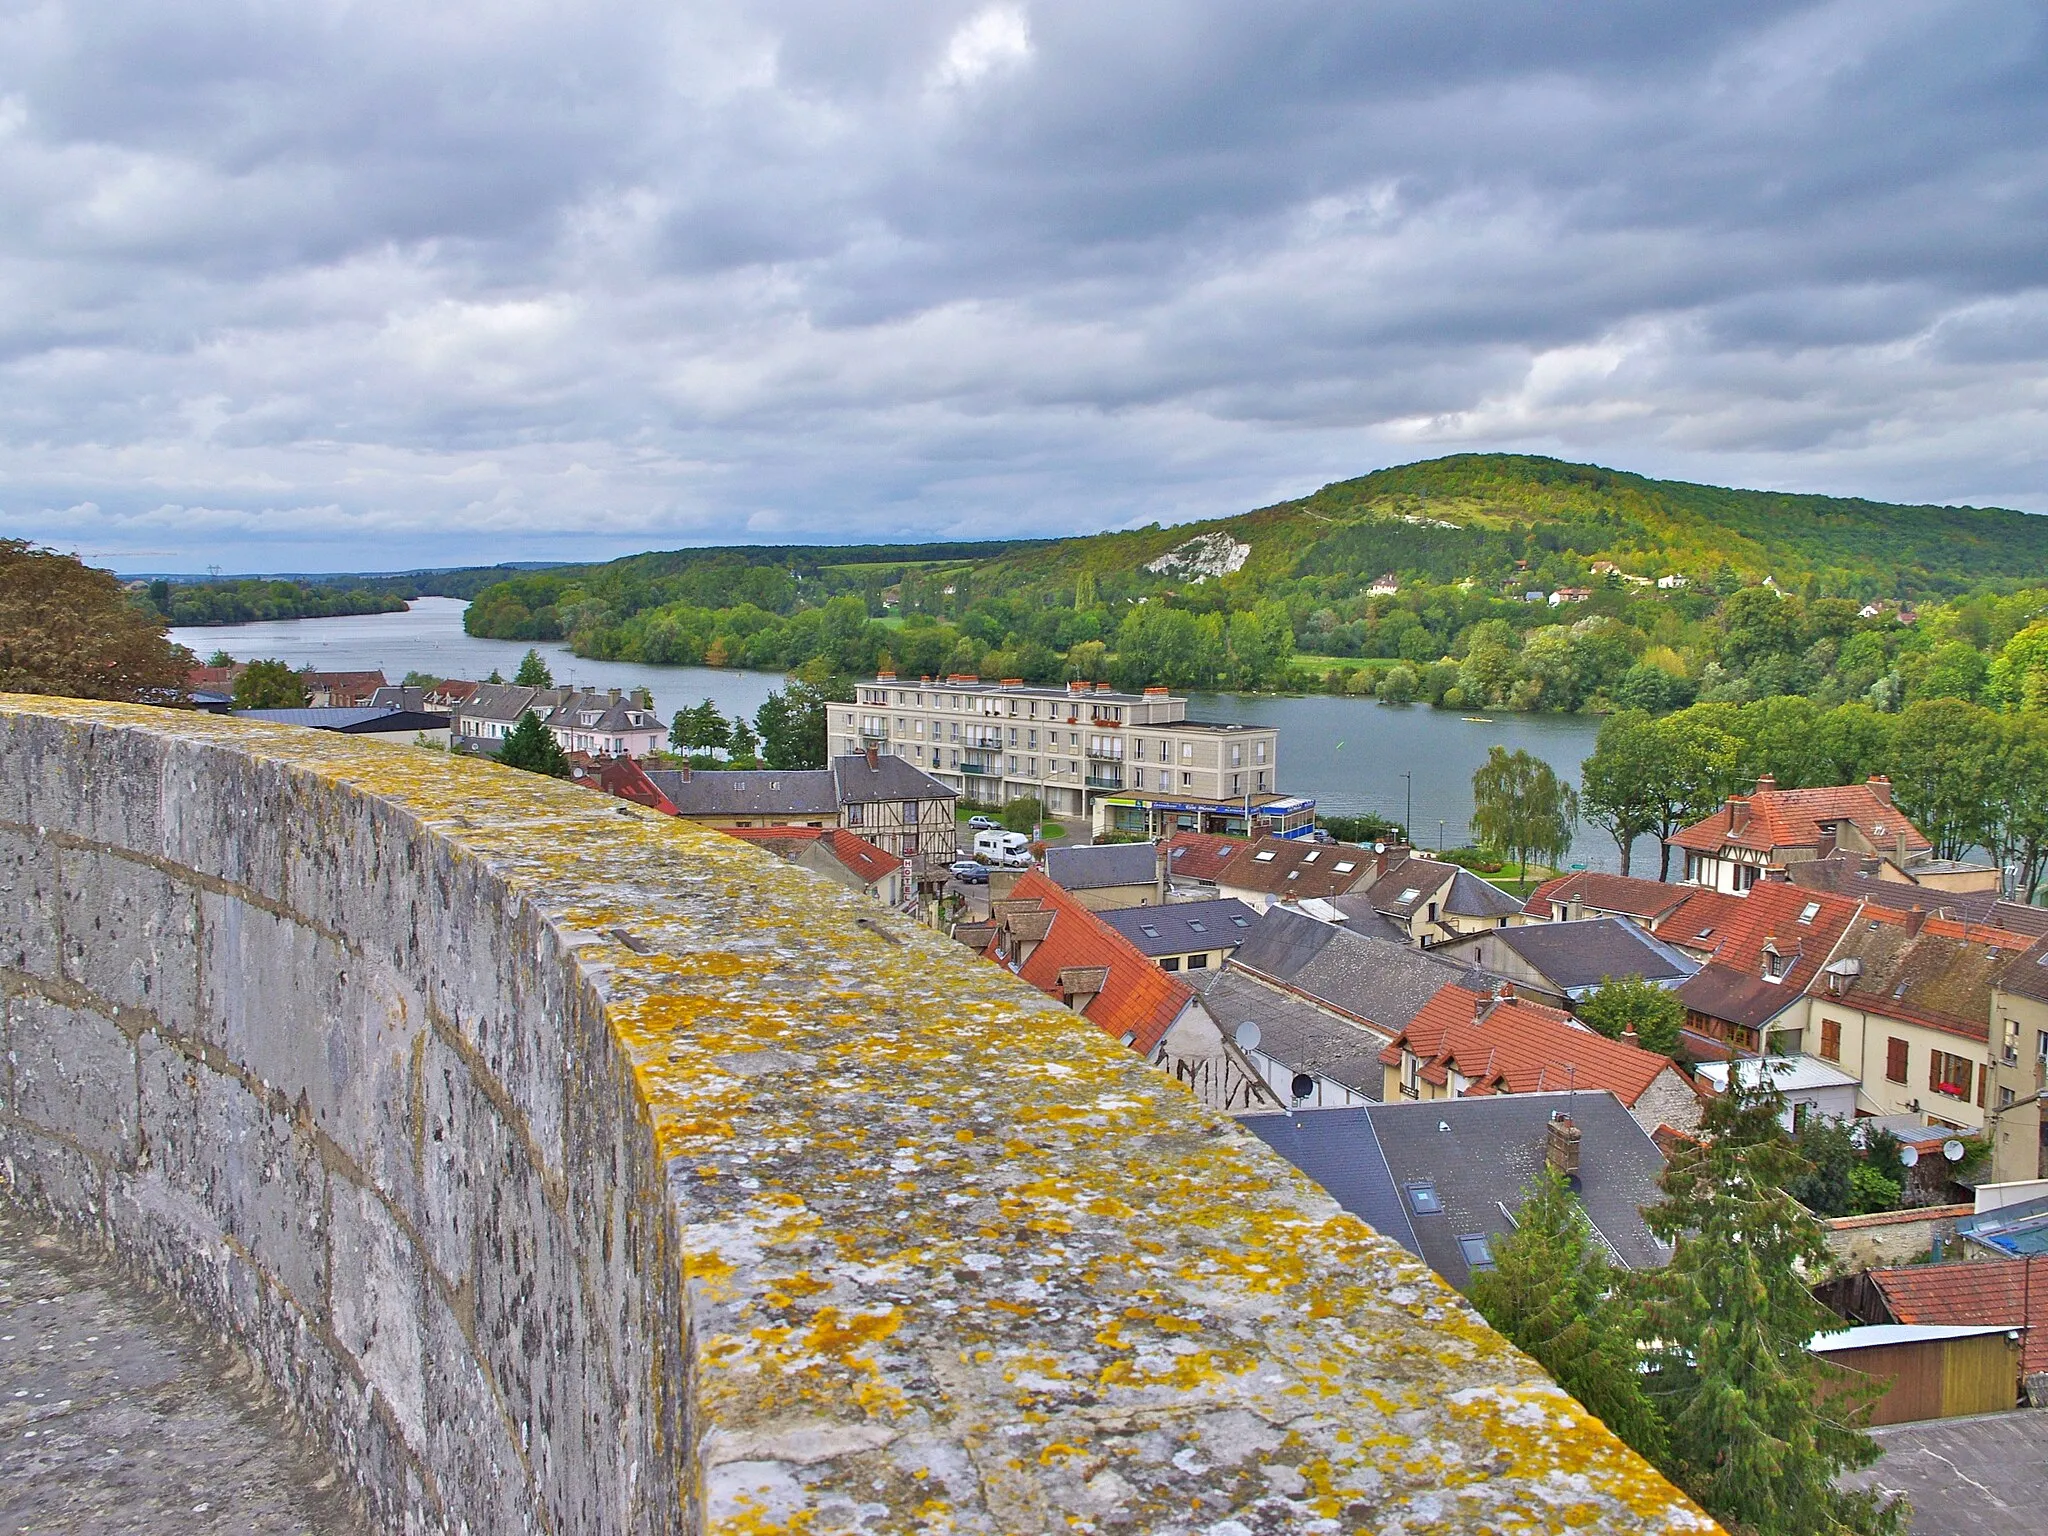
[1644, 1081, 1904, 1536]
[498, 709, 570, 777]
[513, 648, 554, 688]
[1470, 1164, 1666, 1462]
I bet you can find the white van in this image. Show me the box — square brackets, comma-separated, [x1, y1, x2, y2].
[972, 829, 1032, 866]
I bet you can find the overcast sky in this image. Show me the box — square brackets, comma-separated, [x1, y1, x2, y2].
[4, 1, 2046, 573]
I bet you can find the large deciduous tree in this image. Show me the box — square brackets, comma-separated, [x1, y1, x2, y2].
[1887, 698, 2001, 860]
[232, 658, 309, 709]
[1576, 974, 1683, 1056]
[1580, 710, 1664, 876]
[0, 541, 193, 703]
[1470, 746, 1578, 875]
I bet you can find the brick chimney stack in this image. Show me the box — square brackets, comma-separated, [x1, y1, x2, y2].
[1546, 1113, 1582, 1180]
[1867, 774, 1893, 807]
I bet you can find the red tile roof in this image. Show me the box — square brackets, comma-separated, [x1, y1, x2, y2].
[1215, 835, 1383, 900]
[1379, 983, 1687, 1109]
[1669, 775, 1930, 859]
[1674, 883, 1867, 1032]
[725, 825, 899, 886]
[1521, 871, 1694, 923]
[1162, 831, 1248, 884]
[1871, 1258, 2048, 1376]
[990, 871, 1196, 1054]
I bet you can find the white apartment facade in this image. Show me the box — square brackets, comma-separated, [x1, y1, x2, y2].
[832, 673, 1281, 825]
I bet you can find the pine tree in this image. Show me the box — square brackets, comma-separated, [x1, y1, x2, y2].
[1643, 1080, 1904, 1536]
[498, 710, 570, 778]
[1470, 1164, 1666, 1462]
[513, 648, 554, 688]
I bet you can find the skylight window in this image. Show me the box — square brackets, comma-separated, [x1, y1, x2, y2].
[1140, 925, 1160, 938]
[1254, 851, 1277, 862]
[1405, 1182, 1442, 1215]
[1301, 850, 1320, 863]
[1397, 888, 1422, 904]
[1231, 915, 1249, 927]
[1187, 920, 1206, 933]
[1797, 902, 1821, 925]
[1333, 861, 1356, 873]
[1695, 928, 1714, 939]
[1457, 1233, 1495, 1270]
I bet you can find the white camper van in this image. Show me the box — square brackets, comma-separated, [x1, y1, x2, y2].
[972, 830, 1032, 867]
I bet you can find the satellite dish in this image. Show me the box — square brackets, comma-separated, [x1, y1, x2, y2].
[1290, 1073, 1316, 1103]
[1898, 1146, 1920, 1168]
[1234, 1021, 1262, 1053]
[1943, 1139, 1967, 1163]
[1372, 842, 1386, 854]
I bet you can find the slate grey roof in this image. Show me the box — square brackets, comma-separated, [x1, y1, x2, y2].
[1045, 842, 1160, 892]
[233, 707, 448, 733]
[1248, 1091, 1671, 1292]
[1098, 899, 1258, 956]
[454, 682, 568, 726]
[1787, 854, 2048, 940]
[1194, 969, 1388, 1096]
[1317, 896, 1410, 944]
[1230, 907, 1493, 1033]
[829, 753, 957, 805]
[1244, 1108, 1417, 1256]
[1481, 917, 1698, 994]
[660, 768, 840, 818]
[1227, 905, 1343, 980]
[1443, 868, 1524, 919]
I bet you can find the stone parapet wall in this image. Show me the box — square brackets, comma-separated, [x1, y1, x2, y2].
[0, 698, 1715, 1535]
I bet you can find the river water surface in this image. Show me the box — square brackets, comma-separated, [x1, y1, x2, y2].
[177, 598, 1641, 871]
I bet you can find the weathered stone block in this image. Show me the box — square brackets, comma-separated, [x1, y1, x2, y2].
[135, 1033, 329, 1320]
[421, 1282, 538, 1536]
[0, 828, 59, 977]
[56, 846, 199, 1031]
[7, 991, 136, 1159]
[330, 1180, 429, 1464]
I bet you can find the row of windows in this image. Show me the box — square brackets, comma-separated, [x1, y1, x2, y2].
[859, 686, 1138, 724]
[849, 711, 1247, 764]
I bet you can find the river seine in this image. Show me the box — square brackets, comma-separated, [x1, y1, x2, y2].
[176, 597, 1643, 872]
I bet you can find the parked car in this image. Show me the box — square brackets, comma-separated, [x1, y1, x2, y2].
[949, 859, 990, 884]
[967, 814, 1000, 831]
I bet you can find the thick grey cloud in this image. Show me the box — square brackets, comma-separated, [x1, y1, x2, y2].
[2, 0, 2045, 571]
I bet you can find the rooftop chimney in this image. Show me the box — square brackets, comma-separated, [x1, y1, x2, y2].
[1546, 1113, 1582, 1180]
[1896, 828, 1909, 865]
[864, 745, 879, 768]
[1867, 773, 1893, 807]
[1754, 774, 1777, 794]
[1727, 794, 1750, 832]
[608, 686, 620, 702]
[877, 671, 897, 682]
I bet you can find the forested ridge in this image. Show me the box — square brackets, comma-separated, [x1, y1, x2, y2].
[430, 453, 2048, 712]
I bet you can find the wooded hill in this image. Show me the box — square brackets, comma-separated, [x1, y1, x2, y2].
[447, 455, 2048, 712]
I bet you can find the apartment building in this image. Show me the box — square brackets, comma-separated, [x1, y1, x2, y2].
[831, 672, 1289, 833]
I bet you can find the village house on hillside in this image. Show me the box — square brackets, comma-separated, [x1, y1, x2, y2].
[1668, 774, 1995, 893]
[1674, 883, 1865, 1057]
[1380, 983, 1702, 1134]
[1096, 898, 1259, 974]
